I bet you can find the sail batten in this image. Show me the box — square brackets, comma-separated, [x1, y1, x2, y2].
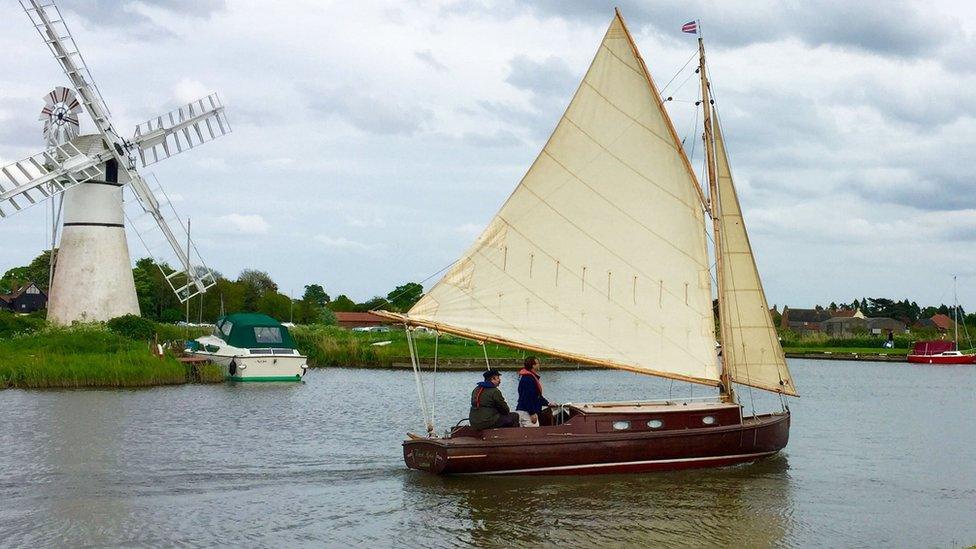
[388, 13, 720, 384]
[713, 117, 798, 396]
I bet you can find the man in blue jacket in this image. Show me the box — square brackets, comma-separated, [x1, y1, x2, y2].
[516, 356, 552, 427]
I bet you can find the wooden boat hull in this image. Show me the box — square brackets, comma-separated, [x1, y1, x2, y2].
[907, 353, 976, 365]
[403, 405, 790, 475]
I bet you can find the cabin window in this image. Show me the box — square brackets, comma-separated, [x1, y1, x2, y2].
[26, 286, 39, 294]
[250, 348, 273, 355]
[647, 419, 663, 429]
[220, 321, 233, 336]
[254, 326, 283, 344]
[612, 421, 630, 430]
[273, 349, 296, 355]
[702, 415, 716, 425]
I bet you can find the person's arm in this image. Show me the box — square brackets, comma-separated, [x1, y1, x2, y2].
[493, 389, 510, 415]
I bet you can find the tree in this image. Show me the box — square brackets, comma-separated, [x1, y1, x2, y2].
[1, 250, 55, 293]
[386, 282, 424, 312]
[302, 284, 330, 306]
[238, 269, 277, 311]
[328, 294, 357, 312]
[257, 291, 292, 320]
[358, 296, 390, 312]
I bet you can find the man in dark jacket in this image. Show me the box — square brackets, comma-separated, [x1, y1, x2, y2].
[469, 369, 519, 430]
[516, 356, 551, 427]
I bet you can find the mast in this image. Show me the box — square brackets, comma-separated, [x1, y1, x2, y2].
[954, 275, 959, 347]
[697, 35, 735, 402]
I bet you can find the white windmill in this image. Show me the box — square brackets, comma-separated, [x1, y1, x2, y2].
[0, 0, 232, 324]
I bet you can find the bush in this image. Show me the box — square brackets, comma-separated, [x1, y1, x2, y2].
[160, 308, 183, 323]
[0, 311, 46, 340]
[107, 314, 156, 341]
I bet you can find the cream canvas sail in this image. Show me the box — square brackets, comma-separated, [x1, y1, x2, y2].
[379, 14, 720, 386]
[714, 119, 797, 396]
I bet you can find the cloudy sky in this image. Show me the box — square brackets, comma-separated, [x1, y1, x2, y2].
[2, 0, 975, 309]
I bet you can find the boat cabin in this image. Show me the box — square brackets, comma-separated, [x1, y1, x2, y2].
[204, 313, 298, 354]
[910, 340, 956, 356]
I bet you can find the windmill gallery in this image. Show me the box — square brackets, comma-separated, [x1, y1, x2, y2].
[0, 4, 974, 547]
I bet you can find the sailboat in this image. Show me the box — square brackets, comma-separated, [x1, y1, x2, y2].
[908, 276, 976, 364]
[374, 10, 797, 475]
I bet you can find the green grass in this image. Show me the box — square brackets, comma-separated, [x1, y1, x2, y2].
[290, 326, 528, 367]
[783, 346, 909, 356]
[0, 324, 219, 389]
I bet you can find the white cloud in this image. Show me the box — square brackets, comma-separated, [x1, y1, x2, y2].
[173, 77, 210, 104]
[314, 234, 375, 251]
[214, 213, 269, 235]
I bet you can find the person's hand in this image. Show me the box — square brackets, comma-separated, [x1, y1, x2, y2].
[530, 414, 538, 425]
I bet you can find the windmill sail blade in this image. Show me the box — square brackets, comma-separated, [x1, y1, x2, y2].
[21, 1, 118, 147]
[132, 93, 232, 167]
[714, 115, 797, 396]
[377, 13, 719, 386]
[0, 142, 104, 218]
[125, 174, 216, 302]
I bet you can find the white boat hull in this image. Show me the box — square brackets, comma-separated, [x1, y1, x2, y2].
[192, 348, 308, 382]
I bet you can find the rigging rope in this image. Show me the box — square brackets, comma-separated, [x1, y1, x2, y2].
[405, 325, 434, 435]
[659, 49, 699, 96]
[482, 341, 490, 371]
[431, 332, 440, 430]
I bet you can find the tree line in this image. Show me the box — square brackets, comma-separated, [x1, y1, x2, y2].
[1, 251, 424, 325]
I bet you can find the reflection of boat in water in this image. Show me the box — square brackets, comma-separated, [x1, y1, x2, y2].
[376, 10, 797, 475]
[187, 313, 308, 381]
[403, 454, 792, 546]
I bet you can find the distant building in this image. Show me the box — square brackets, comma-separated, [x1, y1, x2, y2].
[822, 316, 867, 337]
[830, 307, 865, 319]
[914, 314, 955, 334]
[0, 282, 47, 313]
[334, 311, 392, 329]
[780, 306, 831, 333]
[865, 317, 907, 335]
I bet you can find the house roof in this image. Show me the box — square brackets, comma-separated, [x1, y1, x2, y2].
[0, 281, 43, 303]
[831, 309, 857, 318]
[929, 314, 955, 330]
[823, 316, 866, 325]
[784, 308, 831, 323]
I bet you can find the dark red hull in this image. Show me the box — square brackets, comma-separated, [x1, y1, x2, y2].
[403, 402, 790, 475]
[907, 353, 976, 364]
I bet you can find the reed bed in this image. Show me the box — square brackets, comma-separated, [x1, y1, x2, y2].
[0, 324, 222, 389]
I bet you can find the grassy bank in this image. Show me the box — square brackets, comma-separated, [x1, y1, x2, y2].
[291, 326, 527, 367]
[290, 325, 935, 367]
[0, 319, 222, 389]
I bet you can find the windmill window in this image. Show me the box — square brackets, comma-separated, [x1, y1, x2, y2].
[647, 419, 663, 429]
[612, 421, 631, 430]
[254, 327, 283, 344]
[702, 415, 716, 425]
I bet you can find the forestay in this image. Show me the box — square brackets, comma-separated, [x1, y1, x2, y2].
[379, 14, 720, 386]
[714, 120, 797, 396]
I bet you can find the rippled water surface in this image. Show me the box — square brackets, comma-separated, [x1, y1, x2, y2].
[1, 359, 974, 547]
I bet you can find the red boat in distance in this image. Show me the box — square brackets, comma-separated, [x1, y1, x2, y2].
[907, 340, 976, 364]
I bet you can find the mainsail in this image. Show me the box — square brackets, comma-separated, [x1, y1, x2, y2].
[714, 118, 797, 396]
[379, 13, 720, 386]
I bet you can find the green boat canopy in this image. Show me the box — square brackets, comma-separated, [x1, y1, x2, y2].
[213, 313, 296, 349]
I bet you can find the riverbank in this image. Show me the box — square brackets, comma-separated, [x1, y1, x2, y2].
[0, 324, 223, 389]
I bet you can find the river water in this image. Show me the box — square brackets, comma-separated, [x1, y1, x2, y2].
[1, 359, 974, 548]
